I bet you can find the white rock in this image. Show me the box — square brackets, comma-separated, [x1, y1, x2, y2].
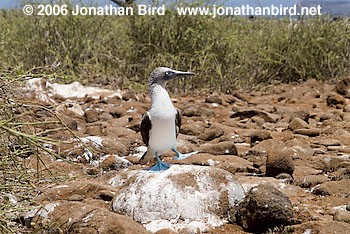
[24, 78, 122, 103]
[109, 165, 245, 233]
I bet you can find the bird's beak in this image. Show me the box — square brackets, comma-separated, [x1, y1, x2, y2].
[164, 69, 195, 80]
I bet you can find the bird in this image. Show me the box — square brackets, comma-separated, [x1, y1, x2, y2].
[139, 67, 199, 172]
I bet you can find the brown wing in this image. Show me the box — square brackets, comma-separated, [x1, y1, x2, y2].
[140, 111, 151, 146]
[176, 109, 181, 138]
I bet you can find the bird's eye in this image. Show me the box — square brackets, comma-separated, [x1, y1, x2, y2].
[165, 71, 169, 76]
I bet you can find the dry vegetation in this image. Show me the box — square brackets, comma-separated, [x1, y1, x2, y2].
[1, 2, 350, 92]
[0, 69, 80, 233]
[0, 1, 350, 233]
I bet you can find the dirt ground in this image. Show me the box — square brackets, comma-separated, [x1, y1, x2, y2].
[10, 77, 350, 233]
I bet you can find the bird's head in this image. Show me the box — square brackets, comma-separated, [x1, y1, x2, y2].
[149, 67, 195, 87]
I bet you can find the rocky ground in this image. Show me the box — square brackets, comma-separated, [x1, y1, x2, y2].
[11, 77, 350, 233]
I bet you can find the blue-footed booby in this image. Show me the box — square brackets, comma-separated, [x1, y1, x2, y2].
[140, 67, 199, 172]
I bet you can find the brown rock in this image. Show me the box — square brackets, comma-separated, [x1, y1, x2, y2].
[312, 179, 350, 197]
[154, 229, 179, 234]
[327, 92, 346, 107]
[318, 221, 350, 234]
[318, 112, 334, 121]
[101, 138, 128, 156]
[275, 106, 309, 122]
[105, 106, 121, 118]
[182, 104, 201, 117]
[205, 95, 222, 104]
[275, 173, 293, 184]
[85, 109, 99, 123]
[168, 153, 255, 173]
[100, 112, 114, 121]
[266, 149, 294, 177]
[294, 221, 350, 234]
[342, 112, 350, 121]
[236, 184, 294, 232]
[84, 167, 100, 175]
[295, 175, 329, 188]
[335, 77, 350, 97]
[30, 201, 151, 234]
[230, 109, 279, 123]
[180, 122, 205, 136]
[288, 118, 309, 131]
[85, 125, 102, 135]
[99, 190, 116, 201]
[122, 90, 137, 101]
[33, 181, 120, 203]
[249, 130, 272, 145]
[198, 124, 224, 141]
[106, 126, 136, 138]
[344, 104, 350, 112]
[56, 102, 85, 118]
[232, 90, 249, 101]
[294, 128, 320, 137]
[293, 166, 323, 177]
[101, 155, 132, 171]
[247, 139, 284, 156]
[330, 168, 350, 181]
[315, 139, 341, 147]
[200, 142, 238, 155]
[333, 209, 350, 223]
[225, 95, 241, 104]
[200, 107, 216, 117]
[60, 115, 78, 131]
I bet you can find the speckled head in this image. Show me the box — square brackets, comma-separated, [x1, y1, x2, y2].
[149, 67, 195, 87]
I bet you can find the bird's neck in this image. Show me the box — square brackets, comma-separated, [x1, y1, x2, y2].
[149, 83, 175, 112]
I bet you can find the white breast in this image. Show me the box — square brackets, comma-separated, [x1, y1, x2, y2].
[148, 86, 177, 153]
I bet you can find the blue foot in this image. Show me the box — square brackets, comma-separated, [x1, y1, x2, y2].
[149, 161, 171, 172]
[148, 152, 171, 172]
[172, 148, 199, 160]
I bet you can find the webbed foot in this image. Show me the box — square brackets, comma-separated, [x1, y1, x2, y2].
[149, 161, 171, 172]
[146, 152, 171, 172]
[172, 148, 199, 160]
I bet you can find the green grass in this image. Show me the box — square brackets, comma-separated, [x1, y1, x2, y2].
[1, 2, 349, 92]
